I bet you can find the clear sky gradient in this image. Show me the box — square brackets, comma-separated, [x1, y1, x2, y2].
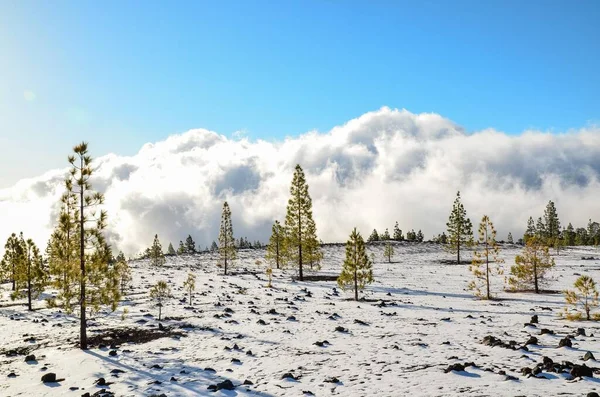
[1, 0, 599, 187]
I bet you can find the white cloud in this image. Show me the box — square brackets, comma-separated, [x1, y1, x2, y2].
[1, 107, 599, 256]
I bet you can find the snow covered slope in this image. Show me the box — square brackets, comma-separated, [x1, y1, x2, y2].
[1, 243, 600, 396]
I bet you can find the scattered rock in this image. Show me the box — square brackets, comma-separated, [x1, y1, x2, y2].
[558, 337, 572, 348]
[525, 336, 538, 345]
[335, 326, 348, 333]
[24, 354, 36, 362]
[324, 376, 340, 383]
[530, 315, 538, 324]
[577, 328, 586, 336]
[444, 363, 465, 373]
[354, 319, 369, 326]
[108, 350, 117, 357]
[41, 373, 62, 383]
[282, 372, 300, 380]
[584, 351, 596, 361]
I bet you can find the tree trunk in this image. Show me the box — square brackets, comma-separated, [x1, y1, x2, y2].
[189, 292, 192, 306]
[353, 245, 358, 301]
[80, 158, 87, 350]
[276, 240, 279, 269]
[12, 262, 15, 291]
[533, 251, 538, 294]
[298, 206, 303, 281]
[27, 249, 32, 311]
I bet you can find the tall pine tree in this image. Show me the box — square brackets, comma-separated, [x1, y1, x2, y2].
[185, 235, 197, 254]
[524, 216, 536, 244]
[543, 200, 561, 252]
[337, 228, 374, 301]
[393, 222, 403, 241]
[283, 165, 320, 281]
[67, 142, 116, 350]
[446, 191, 473, 264]
[1, 233, 25, 292]
[13, 236, 46, 310]
[218, 201, 236, 275]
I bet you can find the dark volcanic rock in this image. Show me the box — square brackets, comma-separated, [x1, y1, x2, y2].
[584, 351, 596, 361]
[24, 354, 36, 362]
[530, 315, 538, 324]
[41, 373, 61, 383]
[444, 363, 465, 373]
[558, 337, 572, 348]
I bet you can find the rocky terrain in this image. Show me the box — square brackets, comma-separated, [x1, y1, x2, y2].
[1, 243, 600, 396]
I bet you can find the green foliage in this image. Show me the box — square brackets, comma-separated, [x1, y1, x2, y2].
[283, 165, 321, 281]
[508, 237, 555, 293]
[446, 191, 473, 263]
[543, 200, 561, 249]
[507, 232, 514, 244]
[218, 201, 237, 274]
[337, 228, 374, 301]
[406, 229, 416, 241]
[149, 234, 166, 266]
[524, 216, 536, 244]
[185, 235, 197, 254]
[4, 234, 47, 310]
[468, 216, 503, 299]
[167, 243, 177, 256]
[383, 242, 394, 263]
[564, 275, 599, 321]
[183, 273, 196, 305]
[416, 230, 424, 242]
[149, 280, 171, 320]
[1, 233, 26, 292]
[210, 241, 218, 251]
[60, 142, 117, 350]
[265, 220, 286, 269]
[114, 254, 132, 295]
[393, 222, 404, 241]
[367, 229, 379, 242]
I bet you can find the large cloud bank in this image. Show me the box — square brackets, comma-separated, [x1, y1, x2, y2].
[1, 107, 599, 256]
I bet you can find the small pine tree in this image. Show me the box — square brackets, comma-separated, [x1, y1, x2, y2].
[167, 243, 176, 256]
[114, 254, 131, 295]
[468, 216, 503, 299]
[210, 241, 218, 251]
[266, 220, 286, 269]
[337, 228, 374, 301]
[185, 235, 197, 254]
[266, 267, 273, 288]
[535, 217, 546, 240]
[10, 234, 47, 310]
[524, 216, 536, 244]
[393, 222, 404, 241]
[218, 201, 236, 275]
[183, 273, 196, 305]
[564, 275, 599, 321]
[1, 233, 26, 292]
[149, 235, 166, 266]
[406, 229, 416, 241]
[416, 230, 424, 242]
[177, 241, 186, 255]
[384, 242, 394, 263]
[446, 191, 473, 264]
[283, 164, 319, 281]
[368, 229, 380, 242]
[149, 280, 171, 321]
[305, 219, 323, 271]
[507, 232, 514, 244]
[543, 200, 561, 252]
[381, 228, 391, 241]
[508, 237, 555, 293]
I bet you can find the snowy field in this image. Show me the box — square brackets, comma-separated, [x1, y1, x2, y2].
[1, 243, 600, 397]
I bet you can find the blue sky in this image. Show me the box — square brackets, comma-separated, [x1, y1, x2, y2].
[0, 0, 599, 187]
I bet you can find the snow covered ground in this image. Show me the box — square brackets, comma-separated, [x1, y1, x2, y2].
[1, 243, 600, 397]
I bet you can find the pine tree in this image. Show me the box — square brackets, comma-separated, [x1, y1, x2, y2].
[167, 243, 176, 256]
[543, 200, 561, 252]
[266, 267, 273, 288]
[114, 253, 131, 295]
[368, 229, 380, 242]
[283, 165, 320, 281]
[17, 236, 46, 310]
[507, 232, 514, 244]
[266, 220, 286, 269]
[149, 280, 171, 321]
[210, 241, 218, 251]
[177, 241, 186, 255]
[393, 222, 404, 241]
[218, 201, 236, 275]
[149, 234, 166, 266]
[185, 235, 197, 254]
[66, 142, 116, 350]
[381, 228, 391, 241]
[446, 191, 473, 264]
[406, 229, 416, 241]
[564, 223, 576, 246]
[305, 218, 323, 270]
[1, 233, 25, 292]
[183, 273, 196, 305]
[468, 216, 503, 299]
[575, 228, 589, 246]
[46, 180, 80, 313]
[416, 230, 424, 242]
[564, 275, 599, 321]
[524, 216, 536, 244]
[337, 228, 374, 301]
[508, 237, 555, 293]
[587, 219, 600, 245]
[384, 242, 394, 263]
[535, 217, 546, 240]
